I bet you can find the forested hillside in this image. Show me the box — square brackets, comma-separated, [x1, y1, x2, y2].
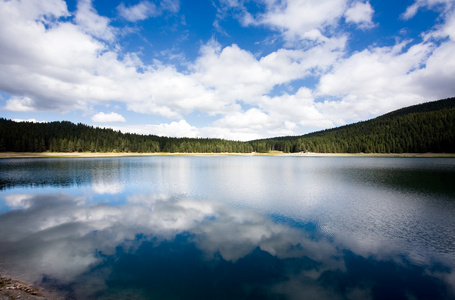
[0, 120, 253, 153]
[1, 97, 454, 154]
[250, 97, 455, 153]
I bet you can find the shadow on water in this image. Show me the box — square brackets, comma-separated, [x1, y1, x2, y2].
[336, 157, 455, 198]
[346, 167, 455, 198]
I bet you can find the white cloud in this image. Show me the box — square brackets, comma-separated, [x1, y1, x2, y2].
[313, 1, 455, 124]
[111, 120, 265, 141]
[344, 1, 375, 29]
[0, 0, 346, 139]
[192, 39, 344, 106]
[92, 182, 124, 194]
[193, 43, 273, 104]
[2, 0, 69, 22]
[117, 0, 179, 22]
[402, 0, 455, 20]
[199, 126, 264, 141]
[160, 0, 180, 13]
[215, 108, 270, 130]
[92, 112, 126, 123]
[0, 0, 117, 112]
[117, 1, 161, 22]
[442, 9, 455, 40]
[147, 120, 199, 138]
[3, 194, 34, 209]
[4, 97, 36, 112]
[12, 119, 46, 123]
[262, 88, 337, 129]
[75, 0, 116, 42]
[317, 41, 435, 121]
[409, 40, 455, 99]
[113, 120, 200, 138]
[228, 0, 349, 45]
[1, 0, 455, 140]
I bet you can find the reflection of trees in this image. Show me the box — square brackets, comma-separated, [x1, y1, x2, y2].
[0, 158, 124, 190]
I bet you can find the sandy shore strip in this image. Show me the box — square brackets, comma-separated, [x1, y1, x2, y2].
[1, 152, 455, 158]
[0, 276, 66, 300]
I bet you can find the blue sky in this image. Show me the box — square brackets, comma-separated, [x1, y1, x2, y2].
[1, 0, 455, 140]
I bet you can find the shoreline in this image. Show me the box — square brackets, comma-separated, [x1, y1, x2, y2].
[1, 152, 455, 158]
[0, 276, 64, 300]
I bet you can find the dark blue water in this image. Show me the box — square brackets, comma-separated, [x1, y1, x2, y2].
[1, 157, 454, 299]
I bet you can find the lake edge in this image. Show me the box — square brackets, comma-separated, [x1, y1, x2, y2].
[1, 151, 455, 159]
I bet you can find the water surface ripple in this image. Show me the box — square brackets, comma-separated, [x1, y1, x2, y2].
[1, 157, 454, 299]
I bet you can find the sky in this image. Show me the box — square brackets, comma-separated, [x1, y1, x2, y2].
[1, 0, 455, 141]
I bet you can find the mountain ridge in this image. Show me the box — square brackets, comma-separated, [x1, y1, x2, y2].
[250, 97, 455, 153]
[1, 97, 454, 153]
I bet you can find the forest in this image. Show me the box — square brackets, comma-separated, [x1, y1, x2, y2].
[250, 97, 455, 153]
[0, 119, 254, 153]
[1, 97, 454, 154]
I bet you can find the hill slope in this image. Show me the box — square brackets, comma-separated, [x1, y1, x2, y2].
[1, 97, 454, 154]
[0, 120, 253, 153]
[250, 97, 455, 153]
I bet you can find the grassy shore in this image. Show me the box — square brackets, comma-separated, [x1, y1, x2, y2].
[1, 151, 455, 158]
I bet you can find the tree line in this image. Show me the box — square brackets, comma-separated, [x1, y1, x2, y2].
[0, 120, 253, 153]
[250, 97, 455, 153]
[1, 97, 454, 154]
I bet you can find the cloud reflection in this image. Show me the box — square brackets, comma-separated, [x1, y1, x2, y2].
[3, 194, 34, 209]
[0, 192, 453, 299]
[91, 181, 124, 194]
[0, 193, 333, 279]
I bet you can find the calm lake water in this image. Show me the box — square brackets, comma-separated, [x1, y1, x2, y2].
[1, 156, 455, 299]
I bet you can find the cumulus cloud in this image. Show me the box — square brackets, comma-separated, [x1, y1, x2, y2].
[117, 1, 161, 22]
[402, 0, 455, 20]
[92, 112, 126, 123]
[316, 0, 455, 123]
[0, 0, 116, 112]
[215, 108, 269, 130]
[75, 0, 116, 42]
[1, 0, 455, 140]
[317, 41, 435, 120]
[4, 97, 36, 112]
[112, 119, 265, 141]
[192, 39, 344, 107]
[113, 120, 199, 138]
[408, 40, 455, 99]
[117, 0, 180, 22]
[344, 1, 375, 29]
[2, 0, 69, 22]
[220, 0, 350, 45]
[261, 88, 337, 129]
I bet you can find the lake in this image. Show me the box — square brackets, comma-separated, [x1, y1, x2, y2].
[1, 156, 455, 299]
